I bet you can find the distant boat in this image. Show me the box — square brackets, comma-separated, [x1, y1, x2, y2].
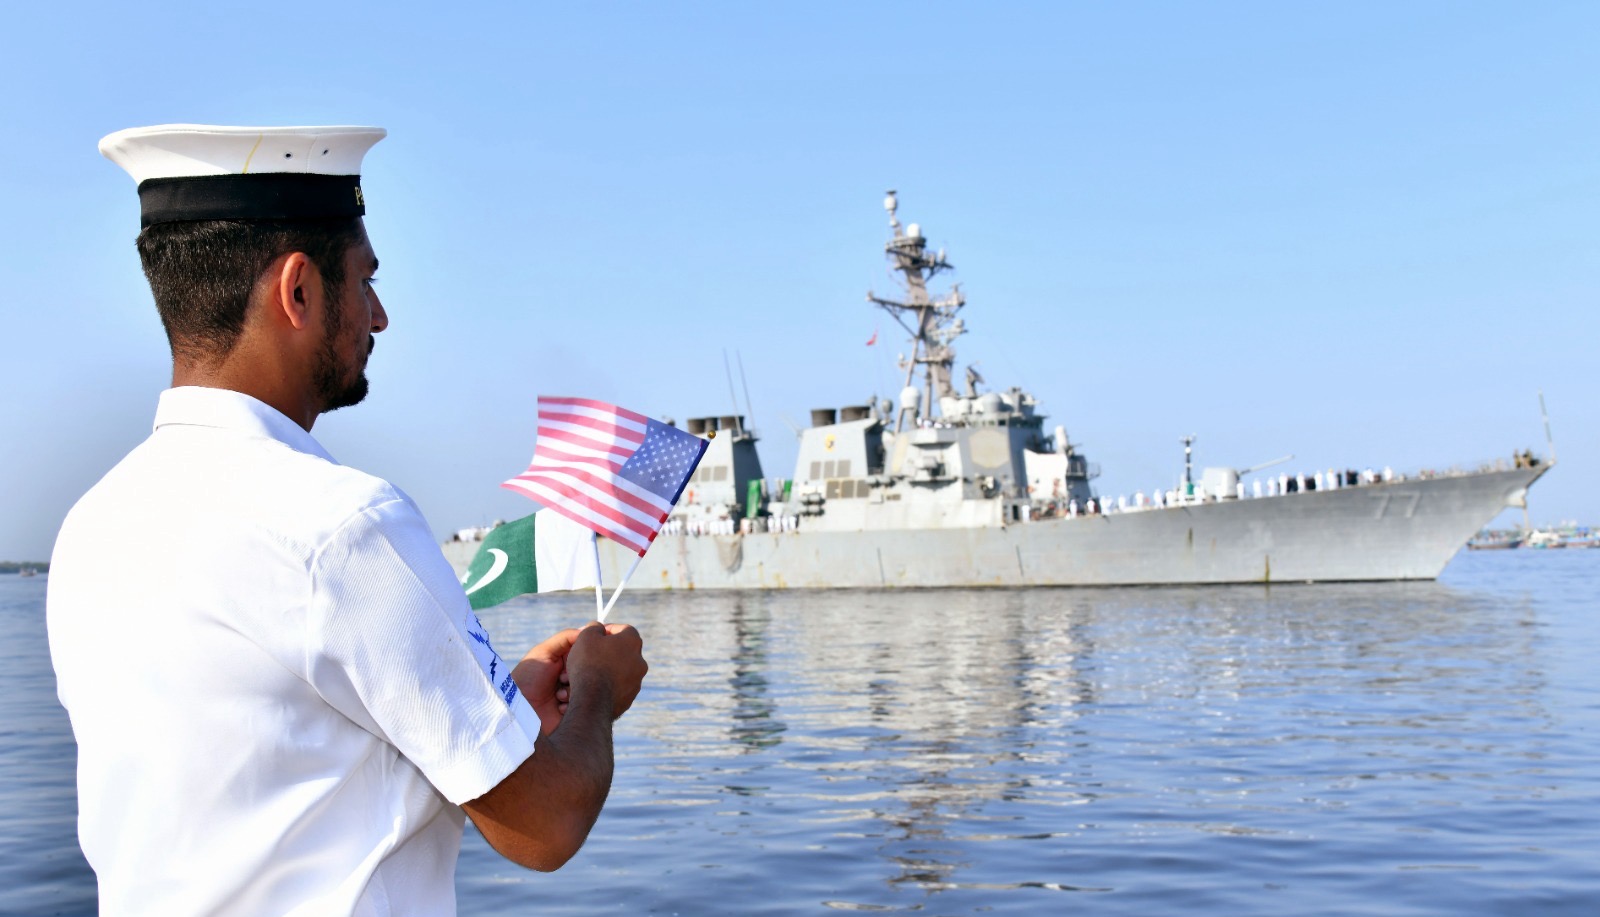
[1526, 529, 1565, 549]
[1468, 529, 1525, 550]
[1470, 524, 1599, 550]
[18, 566, 36, 577]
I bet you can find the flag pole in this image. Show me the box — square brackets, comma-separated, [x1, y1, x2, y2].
[599, 554, 644, 623]
[589, 531, 605, 619]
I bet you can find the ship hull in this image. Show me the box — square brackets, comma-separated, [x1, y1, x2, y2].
[447, 466, 1545, 589]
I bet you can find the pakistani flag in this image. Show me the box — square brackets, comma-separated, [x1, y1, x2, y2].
[461, 509, 598, 610]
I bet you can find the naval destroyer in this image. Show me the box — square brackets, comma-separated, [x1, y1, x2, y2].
[448, 193, 1549, 588]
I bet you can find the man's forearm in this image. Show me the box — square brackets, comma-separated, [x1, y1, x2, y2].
[530, 681, 616, 847]
[463, 681, 616, 871]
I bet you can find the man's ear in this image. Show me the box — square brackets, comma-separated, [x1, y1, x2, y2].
[270, 252, 322, 331]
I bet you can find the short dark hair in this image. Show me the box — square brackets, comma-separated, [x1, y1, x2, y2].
[135, 218, 363, 360]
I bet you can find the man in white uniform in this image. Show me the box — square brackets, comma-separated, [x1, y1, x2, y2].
[47, 124, 649, 915]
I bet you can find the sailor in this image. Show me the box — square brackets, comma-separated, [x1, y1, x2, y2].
[47, 125, 649, 915]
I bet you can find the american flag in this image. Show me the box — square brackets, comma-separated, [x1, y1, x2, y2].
[502, 396, 710, 556]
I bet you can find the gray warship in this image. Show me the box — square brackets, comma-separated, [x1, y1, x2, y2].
[448, 193, 1549, 588]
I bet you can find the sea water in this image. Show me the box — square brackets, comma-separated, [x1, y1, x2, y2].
[5, 549, 1597, 916]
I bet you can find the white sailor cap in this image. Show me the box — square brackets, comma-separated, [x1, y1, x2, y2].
[99, 124, 386, 227]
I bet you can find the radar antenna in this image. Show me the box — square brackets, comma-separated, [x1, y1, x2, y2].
[865, 192, 966, 430]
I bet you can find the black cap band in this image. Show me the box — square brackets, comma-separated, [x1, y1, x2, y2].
[136, 173, 367, 226]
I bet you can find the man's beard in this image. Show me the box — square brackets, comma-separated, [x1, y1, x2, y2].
[313, 294, 371, 414]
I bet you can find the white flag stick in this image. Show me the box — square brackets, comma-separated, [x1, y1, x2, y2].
[599, 554, 644, 623]
[589, 530, 605, 619]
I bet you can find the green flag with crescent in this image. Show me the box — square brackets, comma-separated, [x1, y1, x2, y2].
[460, 510, 597, 610]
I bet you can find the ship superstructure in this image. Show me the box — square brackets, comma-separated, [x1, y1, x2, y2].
[672, 191, 1097, 538]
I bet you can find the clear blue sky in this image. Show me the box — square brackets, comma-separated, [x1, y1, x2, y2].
[2, 2, 1595, 561]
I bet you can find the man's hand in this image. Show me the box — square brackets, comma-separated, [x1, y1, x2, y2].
[464, 621, 649, 871]
[512, 628, 580, 736]
[566, 622, 648, 722]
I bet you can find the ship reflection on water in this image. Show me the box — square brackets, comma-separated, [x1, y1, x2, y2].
[459, 573, 1570, 915]
[727, 599, 785, 752]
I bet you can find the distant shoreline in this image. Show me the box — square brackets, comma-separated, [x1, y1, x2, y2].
[1, 562, 48, 574]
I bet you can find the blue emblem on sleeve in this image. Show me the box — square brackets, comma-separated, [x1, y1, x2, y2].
[464, 613, 521, 707]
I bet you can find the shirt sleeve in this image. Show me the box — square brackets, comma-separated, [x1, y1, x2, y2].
[304, 496, 542, 805]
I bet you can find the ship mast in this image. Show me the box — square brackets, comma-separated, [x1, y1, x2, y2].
[867, 191, 966, 431]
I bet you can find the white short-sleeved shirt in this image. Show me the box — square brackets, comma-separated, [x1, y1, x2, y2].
[47, 387, 541, 917]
